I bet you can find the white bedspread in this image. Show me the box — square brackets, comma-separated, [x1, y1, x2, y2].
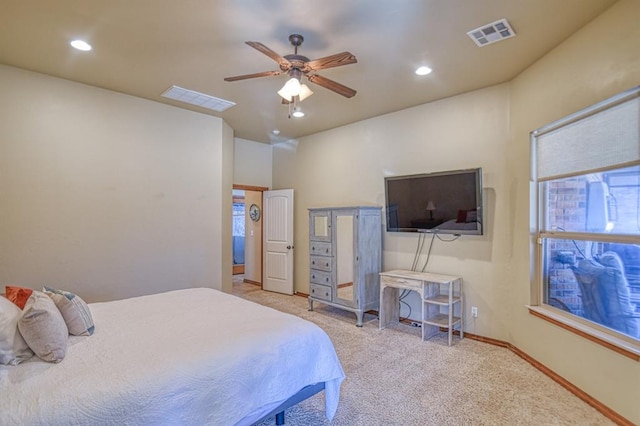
[0, 288, 345, 425]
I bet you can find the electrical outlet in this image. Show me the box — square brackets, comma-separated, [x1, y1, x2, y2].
[471, 306, 478, 317]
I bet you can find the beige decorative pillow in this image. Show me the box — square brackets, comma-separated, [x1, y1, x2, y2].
[43, 286, 95, 336]
[0, 296, 34, 365]
[18, 291, 68, 363]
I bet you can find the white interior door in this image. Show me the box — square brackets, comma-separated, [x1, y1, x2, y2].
[263, 189, 294, 295]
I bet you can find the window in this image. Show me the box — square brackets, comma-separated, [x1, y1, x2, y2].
[531, 87, 640, 353]
[232, 202, 245, 238]
[232, 200, 245, 266]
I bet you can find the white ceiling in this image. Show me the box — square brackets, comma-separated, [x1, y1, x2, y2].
[0, 0, 617, 143]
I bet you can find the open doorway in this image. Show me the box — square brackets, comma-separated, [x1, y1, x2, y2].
[232, 184, 267, 286]
[232, 189, 245, 275]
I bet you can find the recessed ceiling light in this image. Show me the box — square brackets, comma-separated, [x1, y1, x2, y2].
[415, 66, 432, 76]
[70, 40, 92, 51]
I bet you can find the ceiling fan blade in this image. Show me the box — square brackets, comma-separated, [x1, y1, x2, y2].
[307, 74, 357, 98]
[224, 70, 281, 82]
[246, 41, 291, 70]
[304, 52, 357, 72]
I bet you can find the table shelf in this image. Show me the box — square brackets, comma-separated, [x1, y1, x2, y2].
[379, 270, 463, 346]
[424, 295, 461, 306]
[423, 313, 462, 327]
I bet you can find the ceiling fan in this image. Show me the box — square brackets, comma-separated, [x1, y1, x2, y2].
[224, 34, 358, 101]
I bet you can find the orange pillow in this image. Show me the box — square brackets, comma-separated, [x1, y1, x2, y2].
[5, 286, 33, 310]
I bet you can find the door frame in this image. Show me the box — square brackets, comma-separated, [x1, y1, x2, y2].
[233, 184, 268, 287]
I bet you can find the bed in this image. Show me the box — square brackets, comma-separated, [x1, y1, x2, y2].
[0, 287, 345, 425]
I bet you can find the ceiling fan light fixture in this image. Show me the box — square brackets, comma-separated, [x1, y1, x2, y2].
[292, 108, 305, 118]
[277, 88, 292, 102]
[415, 66, 432, 76]
[278, 77, 302, 101]
[225, 33, 358, 116]
[298, 84, 313, 101]
[70, 39, 92, 51]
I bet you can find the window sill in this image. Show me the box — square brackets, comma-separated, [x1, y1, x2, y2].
[527, 305, 640, 361]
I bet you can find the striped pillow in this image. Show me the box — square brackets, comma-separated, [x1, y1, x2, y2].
[43, 287, 95, 336]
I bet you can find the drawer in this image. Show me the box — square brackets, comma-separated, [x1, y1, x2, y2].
[310, 283, 332, 301]
[381, 275, 422, 291]
[310, 255, 332, 272]
[310, 241, 332, 256]
[310, 269, 333, 286]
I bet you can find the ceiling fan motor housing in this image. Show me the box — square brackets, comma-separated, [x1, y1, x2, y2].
[287, 67, 303, 80]
[282, 56, 309, 74]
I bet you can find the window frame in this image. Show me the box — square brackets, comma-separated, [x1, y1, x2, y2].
[530, 86, 640, 360]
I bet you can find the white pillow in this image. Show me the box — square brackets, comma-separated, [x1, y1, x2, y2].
[18, 291, 68, 363]
[43, 286, 95, 336]
[0, 296, 34, 365]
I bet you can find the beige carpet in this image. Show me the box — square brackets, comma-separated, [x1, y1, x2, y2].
[233, 280, 612, 426]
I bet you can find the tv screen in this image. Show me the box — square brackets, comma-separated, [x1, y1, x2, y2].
[384, 168, 483, 235]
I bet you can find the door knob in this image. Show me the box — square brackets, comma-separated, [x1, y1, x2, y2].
[287, 245, 294, 250]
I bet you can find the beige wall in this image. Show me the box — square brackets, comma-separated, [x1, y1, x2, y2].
[243, 190, 263, 283]
[219, 122, 234, 294]
[508, 0, 640, 422]
[273, 1, 640, 422]
[0, 65, 233, 302]
[232, 138, 272, 284]
[274, 83, 512, 339]
[234, 137, 273, 189]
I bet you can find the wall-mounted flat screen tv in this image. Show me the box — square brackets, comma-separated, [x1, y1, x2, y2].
[384, 168, 483, 235]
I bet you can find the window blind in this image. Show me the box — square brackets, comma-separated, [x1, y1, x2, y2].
[533, 87, 640, 181]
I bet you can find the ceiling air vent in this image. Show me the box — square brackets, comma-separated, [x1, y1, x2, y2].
[161, 85, 236, 112]
[467, 18, 516, 47]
